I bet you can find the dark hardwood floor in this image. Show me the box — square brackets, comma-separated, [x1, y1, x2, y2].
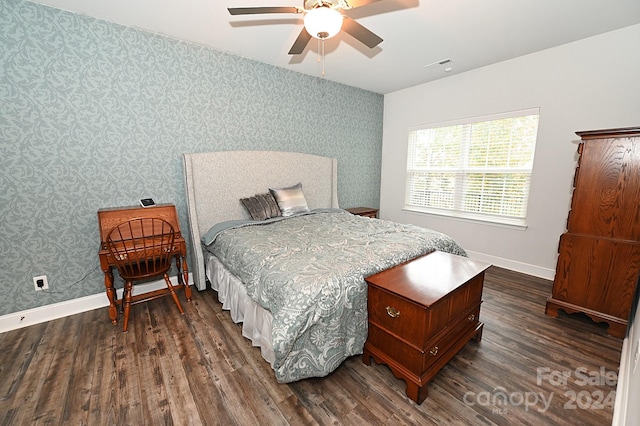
[0, 267, 623, 425]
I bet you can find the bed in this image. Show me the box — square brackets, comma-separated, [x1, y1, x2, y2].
[182, 151, 466, 382]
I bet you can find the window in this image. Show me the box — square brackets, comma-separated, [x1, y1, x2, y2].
[405, 108, 539, 227]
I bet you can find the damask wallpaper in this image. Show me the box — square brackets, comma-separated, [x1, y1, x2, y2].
[0, 0, 383, 316]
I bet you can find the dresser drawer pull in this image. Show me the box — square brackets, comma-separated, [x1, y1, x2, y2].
[429, 346, 439, 356]
[385, 306, 400, 318]
[468, 314, 476, 321]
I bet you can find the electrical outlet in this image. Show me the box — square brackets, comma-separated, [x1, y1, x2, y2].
[33, 275, 49, 291]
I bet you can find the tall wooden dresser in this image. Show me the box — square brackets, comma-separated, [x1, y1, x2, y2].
[546, 127, 640, 338]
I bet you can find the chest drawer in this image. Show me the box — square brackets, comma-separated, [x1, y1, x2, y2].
[368, 286, 427, 348]
[368, 273, 484, 349]
[367, 303, 481, 374]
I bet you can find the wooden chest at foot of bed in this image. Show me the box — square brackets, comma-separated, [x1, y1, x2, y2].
[362, 251, 491, 404]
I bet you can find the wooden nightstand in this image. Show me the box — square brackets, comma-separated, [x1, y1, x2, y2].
[346, 207, 379, 218]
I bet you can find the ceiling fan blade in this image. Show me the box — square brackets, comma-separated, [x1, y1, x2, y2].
[342, 0, 382, 10]
[228, 7, 301, 15]
[288, 28, 312, 54]
[342, 17, 383, 48]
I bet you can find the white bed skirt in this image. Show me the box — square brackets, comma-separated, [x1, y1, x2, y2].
[205, 253, 275, 366]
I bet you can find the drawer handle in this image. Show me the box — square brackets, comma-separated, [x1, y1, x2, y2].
[429, 346, 439, 356]
[468, 314, 476, 321]
[385, 306, 400, 318]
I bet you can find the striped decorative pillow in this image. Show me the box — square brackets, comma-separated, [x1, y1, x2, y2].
[241, 192, 282, 221]
[270, 183, 310, 217]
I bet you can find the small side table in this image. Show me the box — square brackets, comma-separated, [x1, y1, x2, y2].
[346, 207, 379, 218]
[97, 204, 192, 324]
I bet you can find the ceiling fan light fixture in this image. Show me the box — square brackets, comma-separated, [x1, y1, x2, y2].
[304, 7, 343, 39]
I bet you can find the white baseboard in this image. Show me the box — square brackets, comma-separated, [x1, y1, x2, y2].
[465, 250, 556, 281]
[0, 274, 192, 334]
[1, 255, 551, 334]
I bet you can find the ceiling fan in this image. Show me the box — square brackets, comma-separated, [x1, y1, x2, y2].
[228, 0, 383, 55]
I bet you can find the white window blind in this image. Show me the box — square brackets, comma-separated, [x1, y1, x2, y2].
[405, 108, 539, 227]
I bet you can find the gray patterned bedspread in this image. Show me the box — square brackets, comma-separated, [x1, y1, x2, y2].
[203, 209, 466, 382]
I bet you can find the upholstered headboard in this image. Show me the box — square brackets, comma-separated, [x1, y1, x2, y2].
[183, 151, 339, 290]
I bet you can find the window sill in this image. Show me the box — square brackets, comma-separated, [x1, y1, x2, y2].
[402, 207, 528, 230]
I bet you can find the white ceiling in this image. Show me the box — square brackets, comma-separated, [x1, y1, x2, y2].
[28, 0, 640, 94]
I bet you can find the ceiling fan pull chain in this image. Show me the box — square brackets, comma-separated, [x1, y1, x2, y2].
[321, 39, 326, 76]
[316, 36, 326, 77]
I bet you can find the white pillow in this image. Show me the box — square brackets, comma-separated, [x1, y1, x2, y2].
[269, 183, 310, 217]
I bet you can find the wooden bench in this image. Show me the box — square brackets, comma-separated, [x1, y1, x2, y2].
[362, 251, 491, 404]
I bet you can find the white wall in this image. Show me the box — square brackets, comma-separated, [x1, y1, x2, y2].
[613, 282, 640, 425]
[380, 24, 640, 279]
